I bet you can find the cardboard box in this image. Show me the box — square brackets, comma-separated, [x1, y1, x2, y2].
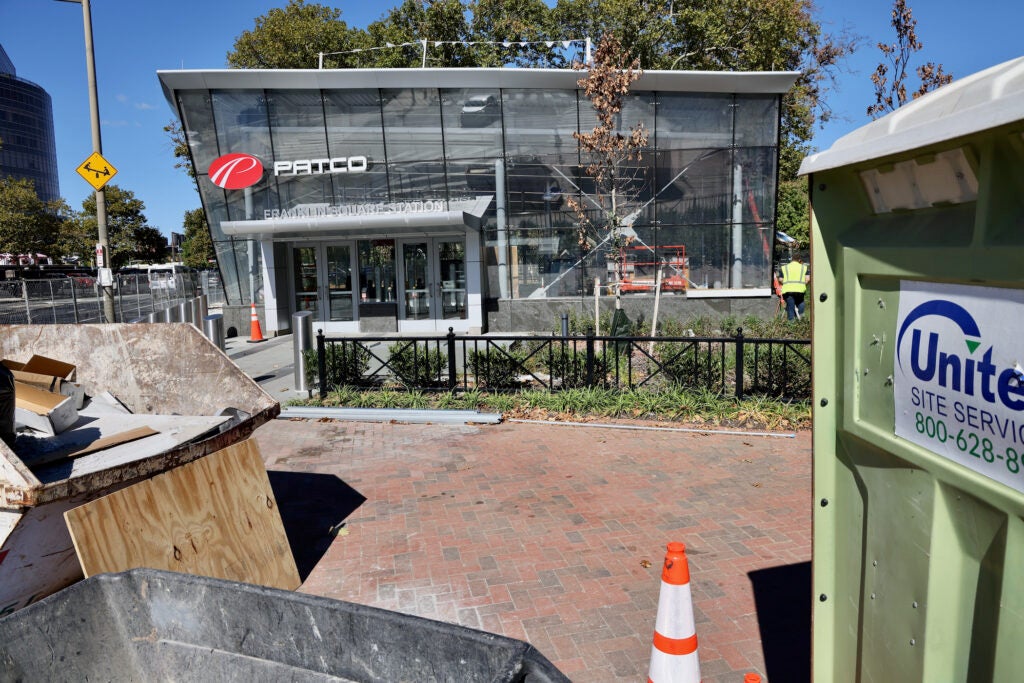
[21, 355, 76, 382]
[4, 356, 84, 409]
[13, 381, 79, 436]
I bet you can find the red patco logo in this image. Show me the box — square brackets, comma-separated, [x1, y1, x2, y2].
[208, 153, 264, 190]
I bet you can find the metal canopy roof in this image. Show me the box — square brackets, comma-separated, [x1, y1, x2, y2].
[801, 55, 1024, 175]
[158, 67, 799, 105]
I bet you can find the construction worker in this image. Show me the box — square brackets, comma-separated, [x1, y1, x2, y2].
[779, 255, 810, 321]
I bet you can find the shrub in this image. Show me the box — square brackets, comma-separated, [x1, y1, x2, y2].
[386, 340, 447, 388]
[651, 338, 733, 394]
[543, 344, 598, 388]
[468, 342, 528, 389]
[741, 339, 811, 398]
[305, 342, 371, 390]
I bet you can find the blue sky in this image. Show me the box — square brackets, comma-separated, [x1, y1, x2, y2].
[1, 1, 1019, 238]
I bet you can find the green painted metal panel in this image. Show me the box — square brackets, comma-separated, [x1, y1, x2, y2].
[804, 57, 1024, 683]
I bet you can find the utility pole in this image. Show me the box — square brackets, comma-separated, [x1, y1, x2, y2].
[59, 0, 115, 323]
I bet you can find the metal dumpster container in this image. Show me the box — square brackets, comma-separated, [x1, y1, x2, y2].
[0, 324, 279, 615]
[800, 56, 1024, 681]
[0, 568, 569, 682]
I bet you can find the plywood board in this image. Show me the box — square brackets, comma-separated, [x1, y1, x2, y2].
[21, 426, 160, 468]
[63, 439, 300, 591]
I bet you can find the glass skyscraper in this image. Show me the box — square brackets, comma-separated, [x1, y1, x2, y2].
[0, 44, 60, 203]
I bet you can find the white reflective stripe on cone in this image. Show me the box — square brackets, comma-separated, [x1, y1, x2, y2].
[648, 647, 700, 683]
[655, 582, 696, 639]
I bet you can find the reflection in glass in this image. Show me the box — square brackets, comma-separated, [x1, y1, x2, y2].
[402, 243, 430, 320]
[292, 246, 319, 316]
[438, 240, 467, 319]
[359, 240, 396, 303]
[326, 245, 354, 321]
[178, 81, 784, 305]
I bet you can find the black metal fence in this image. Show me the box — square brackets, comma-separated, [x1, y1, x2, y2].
[316, 328, 810, 400]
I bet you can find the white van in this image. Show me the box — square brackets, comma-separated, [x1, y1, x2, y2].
[145, 263, 194, 291]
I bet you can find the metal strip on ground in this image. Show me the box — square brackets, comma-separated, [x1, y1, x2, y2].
[279, 406, 502, 424]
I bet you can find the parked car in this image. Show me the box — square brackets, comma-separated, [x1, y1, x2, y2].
[460, 95, 499, 127]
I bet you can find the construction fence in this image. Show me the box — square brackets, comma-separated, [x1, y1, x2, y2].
[0, 271, 225, 325]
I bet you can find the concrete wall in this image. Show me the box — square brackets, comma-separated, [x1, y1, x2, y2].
[236, 295, 777, 337]
[486, 295, 778, 334]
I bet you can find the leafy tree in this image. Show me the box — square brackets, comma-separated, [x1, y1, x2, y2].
[228, 0, 361, 69]
[358, 0, 478, 68]
[73, 185, 167, 269]
[548, 0, 855, 180]
[180, 208, 215, 269]
[0, 177, 68, 261]
[467, 0, 561, 67]
[775, 179, 809, 249]
[566, 33, 649, 266]
[163, 120, 195, 188]
[867, 0, 952, 118]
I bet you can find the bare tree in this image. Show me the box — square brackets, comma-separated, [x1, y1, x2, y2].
[868, 0, 953, 118]
[567, 33, 650, 272]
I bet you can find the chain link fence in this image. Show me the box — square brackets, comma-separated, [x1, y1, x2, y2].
[0, 272, 226, 325]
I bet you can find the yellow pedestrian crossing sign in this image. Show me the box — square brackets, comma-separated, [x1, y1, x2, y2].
[76, 152, 117, 190]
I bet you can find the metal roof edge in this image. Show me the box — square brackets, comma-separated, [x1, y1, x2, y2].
[157, 67, 799, 98]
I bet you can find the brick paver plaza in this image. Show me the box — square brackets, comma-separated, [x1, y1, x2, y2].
[253, 417, 812, 682]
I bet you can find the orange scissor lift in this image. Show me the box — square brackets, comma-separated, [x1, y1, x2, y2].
[615, 245, 690, 294]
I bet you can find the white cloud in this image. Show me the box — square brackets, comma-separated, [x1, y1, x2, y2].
[135, 102, 156, 110]
[116, 94, 129, 104]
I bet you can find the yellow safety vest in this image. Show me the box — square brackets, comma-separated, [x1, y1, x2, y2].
[779, 261, 808, 295]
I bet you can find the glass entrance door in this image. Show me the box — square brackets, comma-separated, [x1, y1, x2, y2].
[291, 242, 358, 332]
[437, 239, 467, 320]
[399, 237, 467, 330]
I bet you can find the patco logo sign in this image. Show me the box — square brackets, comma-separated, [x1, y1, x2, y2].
[208, 153, 264, 190]
[208, 153, 370, 190]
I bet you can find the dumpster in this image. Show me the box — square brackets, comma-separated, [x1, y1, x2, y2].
[0, 568, 570, 682]
[0, 324, 279, 615]
[800, 56, 1024, 681]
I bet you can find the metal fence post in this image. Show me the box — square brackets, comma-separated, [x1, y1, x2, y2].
[447, 327, 457, 391]
[48, 281, 58, 324]
[69, 279, 80, 324]
[21, 282, 31, 323]
[585, 328, 595, 388]
[317, 329, 327, 399]
[735, 327, 745, 400]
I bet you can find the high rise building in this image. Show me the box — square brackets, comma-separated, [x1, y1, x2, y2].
[0, 43, 60, 202]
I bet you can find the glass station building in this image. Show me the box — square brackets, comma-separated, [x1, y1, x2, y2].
[158, 68, 796, 335]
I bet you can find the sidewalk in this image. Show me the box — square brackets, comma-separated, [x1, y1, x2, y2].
[224, 332, 301, 400]
[220, 328, 813, 682]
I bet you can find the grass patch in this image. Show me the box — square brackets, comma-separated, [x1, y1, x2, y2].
[292, 386, 810, 431]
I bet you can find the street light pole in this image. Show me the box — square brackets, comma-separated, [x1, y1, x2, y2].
[59, 0, 115, 323]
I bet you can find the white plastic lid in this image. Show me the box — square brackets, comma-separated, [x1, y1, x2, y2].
[800, 56, 1024, 175]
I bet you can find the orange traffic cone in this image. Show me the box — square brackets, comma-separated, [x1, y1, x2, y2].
[744, 674, 762, 683]
[648, 541, 700, 683]
[247, 302, 265, 343]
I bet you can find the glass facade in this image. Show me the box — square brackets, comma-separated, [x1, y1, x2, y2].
[0, 70, 60, 203]
[164, 70, 785, 308]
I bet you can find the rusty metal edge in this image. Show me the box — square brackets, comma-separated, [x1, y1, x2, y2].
[28, 402, 281, 507]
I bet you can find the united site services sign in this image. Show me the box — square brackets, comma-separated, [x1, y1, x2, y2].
[895, 281, 1024, 494]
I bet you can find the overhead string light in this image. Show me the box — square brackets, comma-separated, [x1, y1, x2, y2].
[317, 38, 591, 69]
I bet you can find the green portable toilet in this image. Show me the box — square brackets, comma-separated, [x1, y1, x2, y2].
[800, 56, 1024, 682]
